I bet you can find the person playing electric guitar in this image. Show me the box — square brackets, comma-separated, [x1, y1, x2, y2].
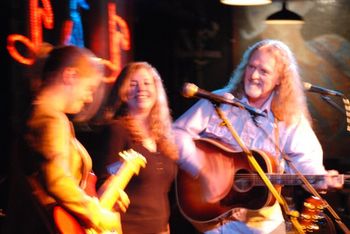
[6, 46, 129, 234]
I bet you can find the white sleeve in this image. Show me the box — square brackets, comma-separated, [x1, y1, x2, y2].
[283, 115, 326, 175]
[173, 99, 215, 176]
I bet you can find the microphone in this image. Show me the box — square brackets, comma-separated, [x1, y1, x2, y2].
[303, 82, 343, 97]
[182, 83, 266, 117]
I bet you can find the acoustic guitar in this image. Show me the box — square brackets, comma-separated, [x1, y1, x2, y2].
[53, 149, 146, 234]
[175, 138, 348, 226]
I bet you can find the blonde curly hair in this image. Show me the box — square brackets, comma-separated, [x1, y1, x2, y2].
[106, 62, 178, 160]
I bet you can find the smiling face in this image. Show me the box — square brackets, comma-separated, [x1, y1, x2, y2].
[244, 46, 281, 108]
[126, 68, 157, 116]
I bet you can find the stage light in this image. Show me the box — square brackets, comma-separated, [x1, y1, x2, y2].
[266, 1, 304, 24]
[220, 0, 271, 6]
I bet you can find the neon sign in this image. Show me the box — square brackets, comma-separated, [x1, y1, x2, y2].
[68, 0, 90, 47]
[102, 3, 131, 83]
[7, 0, 131, 83]
[7, 0, 53, 65]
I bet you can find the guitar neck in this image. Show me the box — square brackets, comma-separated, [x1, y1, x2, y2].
[99, 163, 137, 209]
[236, 174, 345, 186]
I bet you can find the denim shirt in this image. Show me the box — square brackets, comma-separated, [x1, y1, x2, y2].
[174, 89, 325, 176]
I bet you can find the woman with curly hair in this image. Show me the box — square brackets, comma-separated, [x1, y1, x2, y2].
[96, 62, 178, 234]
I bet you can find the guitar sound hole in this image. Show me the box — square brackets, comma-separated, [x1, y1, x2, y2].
[234, 169, 254, 192]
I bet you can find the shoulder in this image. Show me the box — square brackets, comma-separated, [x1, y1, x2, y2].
[281, 114, 316, 139]
[26, 105, 72, 159]
[28, 104, 69, 134]
[289, 114, 312, 129]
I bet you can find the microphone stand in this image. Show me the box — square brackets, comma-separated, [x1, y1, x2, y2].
[245, 104, 350, 234]
[320, 95, 350, 132]
[211, 103, 305, 234]
[321, 95, 345, 114]
[307, 93, 350, 233]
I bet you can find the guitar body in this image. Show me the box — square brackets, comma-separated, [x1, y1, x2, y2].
[53, 173, 115, 234]
[175, 138, 280, 225]
[53, 206, 86, 234]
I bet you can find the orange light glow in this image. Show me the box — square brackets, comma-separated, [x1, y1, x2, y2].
[103, 2, 131, 83]
[30, 0, 54, 47]
[7, 0, 132, 79]
[7, 34, 37, 65]
[7, 0, 53, 65]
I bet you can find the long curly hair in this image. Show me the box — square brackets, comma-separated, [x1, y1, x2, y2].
[105, 62, 178, 160]
[224, 39, 311, 126]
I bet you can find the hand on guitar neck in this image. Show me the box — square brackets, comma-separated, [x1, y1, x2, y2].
[53, 149, 147, 234]
[301, 169, 344, 195]
[97, 175, 131, 213]
[324, 169, 344, 190]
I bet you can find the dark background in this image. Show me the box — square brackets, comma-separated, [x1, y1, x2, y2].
[2, 0, 350, 233]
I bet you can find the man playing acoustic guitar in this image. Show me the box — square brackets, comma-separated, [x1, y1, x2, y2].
[173, 39, 343, 234]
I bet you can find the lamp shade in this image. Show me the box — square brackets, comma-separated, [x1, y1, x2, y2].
[220, 0, 271, 6]
[266, 2, 304, 24]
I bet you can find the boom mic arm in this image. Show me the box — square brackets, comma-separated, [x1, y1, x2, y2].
[182, 83, 266, 117]
[303, 82, 343, 97]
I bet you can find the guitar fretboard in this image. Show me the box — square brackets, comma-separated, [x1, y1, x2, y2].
[234, 174, 346, 186]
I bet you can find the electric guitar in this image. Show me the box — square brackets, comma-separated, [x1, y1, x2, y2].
[53, 149, 147, 234]
[175, 138, 349, 227]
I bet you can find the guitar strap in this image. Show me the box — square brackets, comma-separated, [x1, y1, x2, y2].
[272, 119, 350, 233]
[274, 118, 285, 174]
[69, 121, 92, 189]
[274, 118, 279, 154]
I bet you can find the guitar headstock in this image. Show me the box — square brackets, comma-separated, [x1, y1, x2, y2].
[119, 149, 147, 174]
[299, 196, 326, 232]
